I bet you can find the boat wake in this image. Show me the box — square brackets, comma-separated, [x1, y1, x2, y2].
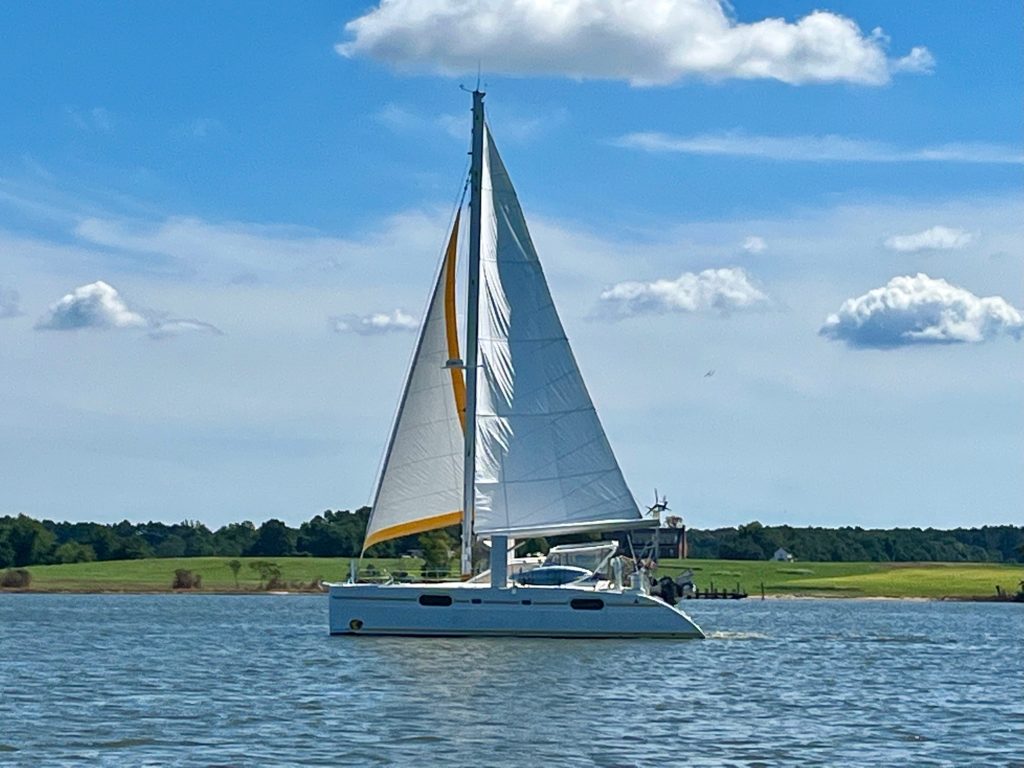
[706, 630, 769, 641]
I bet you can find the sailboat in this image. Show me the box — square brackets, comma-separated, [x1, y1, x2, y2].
[327, 91, 704, 639]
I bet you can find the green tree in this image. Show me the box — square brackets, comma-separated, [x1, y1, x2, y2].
[5, 515, 56, 566]
[213, 521, 258, 556]
[111, 535, 152, 560]
[521, 537, 549, 555]
[82, 525, 119, 560]
[180, 520, 215, 556]
[0, 539, 14, 569]
[420, 530, 455, 575]
[248, 560, 282, 588]
[54, 541, 96, 564]
[227, 559, 242, 588]
[297, 511, 364, 557]
[249, 519, 296, 557]
[155, 535, 187, 558]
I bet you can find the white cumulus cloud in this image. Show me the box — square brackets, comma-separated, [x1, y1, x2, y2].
[598, 267, 769, 318]
[884, 226, 973, 253]
[36, 281, 147, 330]
[820, 273, 1023, 348]
[338, 0, 928, 86]
[35, 280, 221, 337]
[742, 236, 767, 254]
[332, 309, 419, 336]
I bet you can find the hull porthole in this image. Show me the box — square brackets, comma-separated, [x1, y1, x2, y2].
[349, 619, 363, 631]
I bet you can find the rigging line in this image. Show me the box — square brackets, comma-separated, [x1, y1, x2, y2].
[440, 161, 471, 258]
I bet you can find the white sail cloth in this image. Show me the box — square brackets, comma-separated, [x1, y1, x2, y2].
[361, 232, 464, 551]
[472, 127, 647, 539]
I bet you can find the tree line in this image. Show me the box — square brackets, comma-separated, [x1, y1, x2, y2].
[0, 511, 1021, 568]
[686, 521, 1024, 563]
[0, 509, 449, 569]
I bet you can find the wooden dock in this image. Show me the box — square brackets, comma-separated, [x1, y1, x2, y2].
[685, 581, 748, 600]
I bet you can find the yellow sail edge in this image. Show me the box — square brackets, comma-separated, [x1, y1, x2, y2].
[443, 210, 466, 431]
[361, 510, 463, 553]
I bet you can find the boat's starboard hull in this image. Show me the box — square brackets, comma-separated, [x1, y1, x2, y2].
[327, 583, 704, 639]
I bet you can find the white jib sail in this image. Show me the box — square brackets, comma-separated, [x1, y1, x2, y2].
[473, 126, 647, 539]
[362, 219, 465, 552]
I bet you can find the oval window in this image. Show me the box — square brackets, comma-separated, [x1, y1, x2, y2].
[418, 594, 453, 607]
[570, 598, 604, 610]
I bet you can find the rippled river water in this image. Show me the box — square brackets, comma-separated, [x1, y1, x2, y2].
[1, 595, 1021, 766]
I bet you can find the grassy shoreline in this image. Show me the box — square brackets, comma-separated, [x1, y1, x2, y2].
[3, 556, 1023, 600]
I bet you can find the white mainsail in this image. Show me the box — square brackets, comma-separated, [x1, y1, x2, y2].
[362, 216, 465, 551]
[472, 126, 648, 539]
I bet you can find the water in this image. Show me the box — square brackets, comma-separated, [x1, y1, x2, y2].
[1, 595, 1021, 767]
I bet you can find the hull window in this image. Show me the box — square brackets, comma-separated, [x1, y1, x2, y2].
[419, 594, 453, 607]
[570, 598, 604, 611]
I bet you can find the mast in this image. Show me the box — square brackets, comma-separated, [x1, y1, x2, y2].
[461, 88, 485, 578]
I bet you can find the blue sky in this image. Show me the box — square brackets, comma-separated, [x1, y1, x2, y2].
[1, 1, 1021, 530]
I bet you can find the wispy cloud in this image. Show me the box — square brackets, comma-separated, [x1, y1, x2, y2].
[374, 103, 463, 139]
[0, 285, 21, 318]
[339, 0, 929, 86]
[598, 267, 769, 319]
[884, 226, 973, 253]
[376, 102, 559, 143]
[147, 318, 224, 339]
[68, 210, 444, 282]
[616, 132, 1023, 165]
[892, 46, 936, 74]
[820, 273, 1023, 348]
[742, 236, 767, 254]
[35, 280, 221, 337]
[331, 309, 419, 335]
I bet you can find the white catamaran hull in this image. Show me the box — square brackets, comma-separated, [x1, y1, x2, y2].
[327, 583, 704, 639]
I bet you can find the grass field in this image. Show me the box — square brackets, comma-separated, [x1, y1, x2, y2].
[4, 556, 1023, 599]
[658, 558, 1024, 599]
[10, 556, 413, 593]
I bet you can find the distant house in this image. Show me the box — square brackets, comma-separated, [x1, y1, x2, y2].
[771, 547, 794, 562]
